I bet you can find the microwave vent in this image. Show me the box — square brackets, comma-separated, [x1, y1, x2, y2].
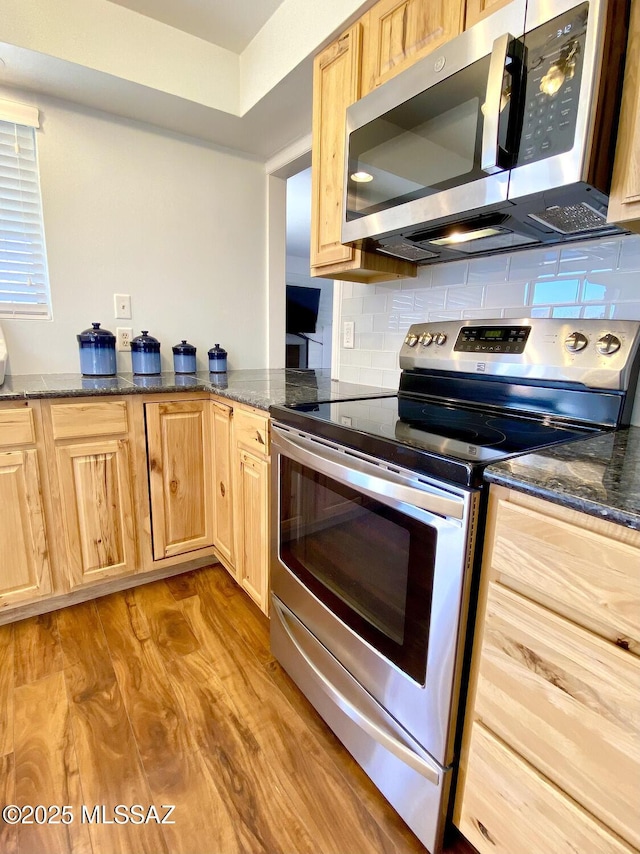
[528, 203, 610, 234]
[376, 241, 438, 262]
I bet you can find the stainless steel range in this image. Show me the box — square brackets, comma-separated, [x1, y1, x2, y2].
[269, 318, 640, 853]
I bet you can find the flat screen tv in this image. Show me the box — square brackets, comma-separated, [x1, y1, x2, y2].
[286, 285, 321, 334]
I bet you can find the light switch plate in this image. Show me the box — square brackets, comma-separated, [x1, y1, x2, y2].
[114, 293, 132, 319]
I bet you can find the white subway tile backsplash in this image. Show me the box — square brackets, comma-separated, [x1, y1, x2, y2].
[484, 282, 527, 308]
[363, 293, 388, 314]
[445, 285, 485, 309]
[336, 235, 640, 394]
[431, 260, 469, 288]
[467, 254, 510, 284]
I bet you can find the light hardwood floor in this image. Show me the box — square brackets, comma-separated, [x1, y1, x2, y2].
[0, 564, 476, 854]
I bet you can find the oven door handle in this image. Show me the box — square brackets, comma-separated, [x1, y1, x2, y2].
[273, 426, 466, 521]
[273, 596, 442, 786]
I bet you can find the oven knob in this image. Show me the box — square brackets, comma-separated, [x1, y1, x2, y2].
[405, 332, 419, 347]
[435, 332, 447, 346]
[419, 332, 434, 346]
[596, 333, 621, 355]
[564, 331, 588, 353]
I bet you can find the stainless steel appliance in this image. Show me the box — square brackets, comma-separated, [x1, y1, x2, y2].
[342, 0, 630, 265]
[269, 318, 640, 853]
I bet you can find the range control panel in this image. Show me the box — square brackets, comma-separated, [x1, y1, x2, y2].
[400, 318, 640, 391]
[454, 325, 531, 354]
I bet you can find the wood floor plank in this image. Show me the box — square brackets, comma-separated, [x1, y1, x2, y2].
[0, 622, 14, 756]
[175, 578, 413, 854]
[132, 581, 200, 659]
[164, 570, 201, 601]
[0, 753, 17, 854]
[56, 601, 168, 854]
[14, 612, 63, 688]
[95, 589, 263, 854]
[13, 670, 92, 854]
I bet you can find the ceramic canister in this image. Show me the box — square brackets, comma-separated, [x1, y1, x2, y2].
[208, 344, 227, 373]
[77, 323, 117, 377]
[172, 340, 197, 373]
[131, 331, 161, 375]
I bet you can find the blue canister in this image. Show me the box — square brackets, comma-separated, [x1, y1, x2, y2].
[172, 340, 197, 373]
[131, 330, 161, 375]
[77, 323, 117, 377]
[208, 344, 227, 373]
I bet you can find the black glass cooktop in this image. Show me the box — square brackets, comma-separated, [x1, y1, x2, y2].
[270, 395, 599, 487]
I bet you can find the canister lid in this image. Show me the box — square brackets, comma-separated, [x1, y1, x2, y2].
[131, 331, 161, 352]
[172, 339, 196, 355]
[77, 322, 116, 346]
[208, 343, 227, 357]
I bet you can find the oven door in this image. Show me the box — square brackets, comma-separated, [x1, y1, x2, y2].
[270, 423, 479, 767]
[342, 0, 527, 249]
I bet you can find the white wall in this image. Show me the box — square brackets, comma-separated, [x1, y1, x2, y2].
[335, 233, 640, 425]
[2, 88, 268, 375]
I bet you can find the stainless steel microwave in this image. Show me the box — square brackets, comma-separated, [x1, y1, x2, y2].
[342, 0, 629, 264]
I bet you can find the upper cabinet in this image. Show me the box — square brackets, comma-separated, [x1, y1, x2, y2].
[608, 0, 640, 233]
[310, 22, 417, 283]
[464, 0, 511, 29]
[361, 0, 464, 95]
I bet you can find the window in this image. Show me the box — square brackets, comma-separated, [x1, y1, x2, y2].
[0, 99, 52, 320]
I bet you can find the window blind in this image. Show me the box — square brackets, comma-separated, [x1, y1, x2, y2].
[0, 114, 52, 320]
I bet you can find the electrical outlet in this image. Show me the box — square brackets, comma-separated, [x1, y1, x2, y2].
[117, 327, 133, 351]
[114, 293, 132, 319]
[343, 321, 355, 349]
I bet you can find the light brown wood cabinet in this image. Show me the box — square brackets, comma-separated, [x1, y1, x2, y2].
[146, 398, 215, 560]
[464, 0, 511, 28]
[310, 22, 417, 283]
[608, 0, 640, 233]
[232, 407, 271, 614]
[0, 403, 53, 610]
[455, 485, 640, 854]
[361, 0, 464, 95]
[211, 398, 234, 572]
[42, 399, 140, 590]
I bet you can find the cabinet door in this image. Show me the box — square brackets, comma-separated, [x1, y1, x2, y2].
[608, 0, 640, 232]
[235, 448, 269, 614]
[464, 0, 512, 29]
[56, 439, 137, 588]
[361, 0, 464, 95]
[211, 400, 234, 572]
[0, 450, 53, 607]
[311, 24, 362, 270]
[147, 400, 214, 560]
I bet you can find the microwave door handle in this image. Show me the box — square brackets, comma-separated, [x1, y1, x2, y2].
[481, 33, 516, 175]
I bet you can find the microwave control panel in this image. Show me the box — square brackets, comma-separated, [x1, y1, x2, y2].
[518, 2, 588, 166]
[453, 326, 532, 354]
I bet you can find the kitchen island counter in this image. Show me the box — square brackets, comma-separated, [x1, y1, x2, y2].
[0, 369, 391, 410]
[485, 427, 640, 531]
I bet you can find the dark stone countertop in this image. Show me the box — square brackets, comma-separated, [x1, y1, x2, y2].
[485, 427, 640, 531]
[0, 369, 392, 411]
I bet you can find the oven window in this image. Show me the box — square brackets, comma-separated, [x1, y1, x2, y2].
[279, 458, 436, 685]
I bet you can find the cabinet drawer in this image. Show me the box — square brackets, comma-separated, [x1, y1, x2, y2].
[0, 407, 35, 447]
[489, 496, 640, 652]
[50, 401, 128, 440]
[458, 722, 636, 854]
[234, 408, 269, 455]
[475, 583, 640, 849]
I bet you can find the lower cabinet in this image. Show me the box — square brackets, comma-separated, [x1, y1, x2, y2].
[42, 399, 140, 590]
[455, 485, 640, 854]
[0, 392, 271, 621]
[0, 403, 53, 609]
[146, 398, 215, 559]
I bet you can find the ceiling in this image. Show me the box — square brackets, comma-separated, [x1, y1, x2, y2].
[107, 0, 287, 53]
